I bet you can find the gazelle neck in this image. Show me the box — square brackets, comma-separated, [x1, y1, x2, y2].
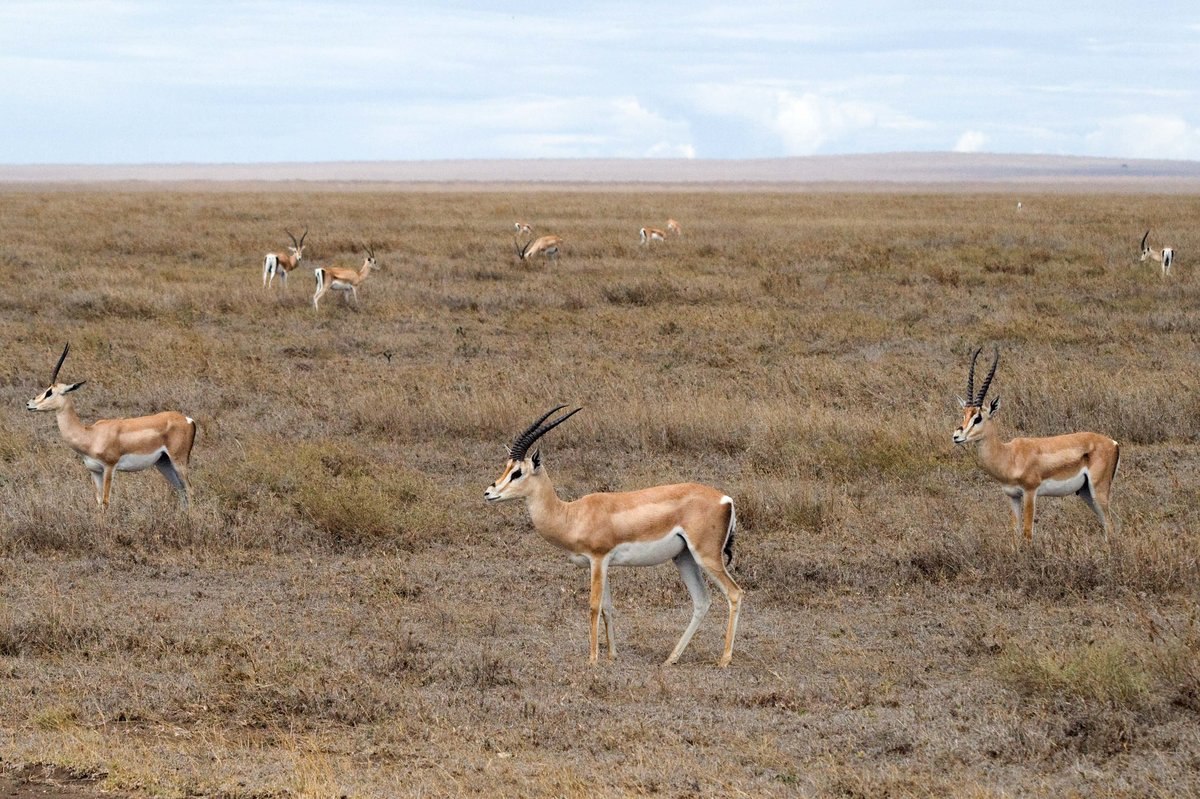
[970, 420, 1014, 482]
[54, 397, 91, 453]
[523, 470, 572, 545]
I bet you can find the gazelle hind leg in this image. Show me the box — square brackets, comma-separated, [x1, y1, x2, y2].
[155, 457, 189, 509]
[665, 548, 711, 665]
[693, 550, 743, 668]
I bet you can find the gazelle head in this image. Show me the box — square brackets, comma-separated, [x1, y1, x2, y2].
[286, 227, 309, 261]
[362, 244, 378, 272]
[26, 343, 86, 412]
[485, 405, 582, 502]
[952, 347, 1000, 444]
[1139, 229, 1153, 262]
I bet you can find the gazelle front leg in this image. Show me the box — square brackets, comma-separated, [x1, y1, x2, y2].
[89, 468, 105, 507]
[99, 465, 115, 510]
[1008, 493, 1022, 537]
[587, 556, 606, 664]
[1021, 491, 1036, 541]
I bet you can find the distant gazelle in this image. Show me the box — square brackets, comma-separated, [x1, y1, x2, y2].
[1139, 230, 1175, 277]
[514, 232, 563, 263]
[26, 344, 197, 510]
[514, 221, 533, 236]
[262, 228, 308, 288]
[952, 347, 1120, 541]
[484, 406, 744, 667]
[639, 227, 666, 245]
[666, 218, 682, 237]
[313, 246, 379, 310]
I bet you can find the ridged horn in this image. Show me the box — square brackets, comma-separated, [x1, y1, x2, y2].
[50, 343, 70, 384]
[965, 346, 982, 405]
[507, 405, 583, 461]
[975, 347, 1000, 406]
[1140, 230, 1150, 252]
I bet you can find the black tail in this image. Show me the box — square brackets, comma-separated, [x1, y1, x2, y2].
[721, 497, 737, 566]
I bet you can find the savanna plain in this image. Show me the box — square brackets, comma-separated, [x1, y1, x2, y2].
[0, 187, 1199, 798]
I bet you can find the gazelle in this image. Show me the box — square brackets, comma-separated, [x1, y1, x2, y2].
[514, 233, 563, 263]
[514, 221, 533, 236]
[666, 218, 682, 237]
[484, 406, 744, 667]
[1139, 230, 1174, 277]
[26, 344, 197, 510]
[639, 227, 666, 245]
[262, 228, 308, 288]
[952, 347, 1120, 541]
[312, 246, 379, 310]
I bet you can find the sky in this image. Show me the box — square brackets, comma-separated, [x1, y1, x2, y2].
[1, 1, 1198, 164]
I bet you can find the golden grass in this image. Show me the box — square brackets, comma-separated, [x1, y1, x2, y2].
[0, 188, 1199, 797]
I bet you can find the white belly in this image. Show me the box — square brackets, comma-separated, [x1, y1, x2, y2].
[331, 280, 353, 291]
[83, 448, 166, 472]
[1036, 470, 1087, 498]
[608, 529, 687, 567]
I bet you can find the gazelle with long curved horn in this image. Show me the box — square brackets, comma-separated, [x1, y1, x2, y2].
[514, 232, 563, 262]
[313, 245, 379, 310]
[1139, 230, 1174, 277]
[952, 347, 1120, 541]
[485, 406, 744, 667]
[26, 344, 197, 510]
[262, 227, 308, 288]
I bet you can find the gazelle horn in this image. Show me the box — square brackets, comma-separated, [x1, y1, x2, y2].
[507, 405, 583, 461]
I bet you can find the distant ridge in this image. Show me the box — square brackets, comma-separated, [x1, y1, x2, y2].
[3, 153, 1199, 191]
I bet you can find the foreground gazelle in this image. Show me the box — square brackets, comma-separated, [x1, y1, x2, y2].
[514, 233, 563, 262]
[484, 406, 743, 667]
[1140, 230, 1175, 277]
[26, 344, 197, 509]
[952, 348, 1120, 541]
[262, 228, 308, 288]
[313, 246, 379, 309]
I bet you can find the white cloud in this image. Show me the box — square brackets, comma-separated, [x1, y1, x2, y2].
[954, 130, 988, 153]
[368, 95, 695, 159]
[1084, 114, 1200, 160]
[691, 84, 924, 155]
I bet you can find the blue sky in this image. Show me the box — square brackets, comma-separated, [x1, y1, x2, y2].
[2, 2, 1198, 163]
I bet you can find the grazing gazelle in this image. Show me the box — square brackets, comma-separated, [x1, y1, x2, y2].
[313, 246, 379, 310]
[1139, 230, 1175, 277]
[26, 344, 197, 510]
[514, 233, 563, 262]
[666, 218, 682, 237]
[952, 347, 1120, 541]
[262, 228, 308, 288]
[639, 226, 666, 245]
[484, 406, 744, 667]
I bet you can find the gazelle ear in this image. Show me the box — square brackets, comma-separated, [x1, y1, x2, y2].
[957, 396, 967, 408]
[64, 381, 86, 393]
[988, 396, 1001, 415]
[531, 449, 542, 470]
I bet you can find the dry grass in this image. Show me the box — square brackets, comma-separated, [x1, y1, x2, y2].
[0, 188, 1199, 797]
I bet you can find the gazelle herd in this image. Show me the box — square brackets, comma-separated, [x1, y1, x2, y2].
[19, 210, 1180, 669]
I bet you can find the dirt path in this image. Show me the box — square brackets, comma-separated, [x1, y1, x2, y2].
[0, 766, 113, 799]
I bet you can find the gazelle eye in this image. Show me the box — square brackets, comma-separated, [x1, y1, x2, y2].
[43, 389, 52, 399]
[511, 468, 522, 480]
[973, 415, 983, 425]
